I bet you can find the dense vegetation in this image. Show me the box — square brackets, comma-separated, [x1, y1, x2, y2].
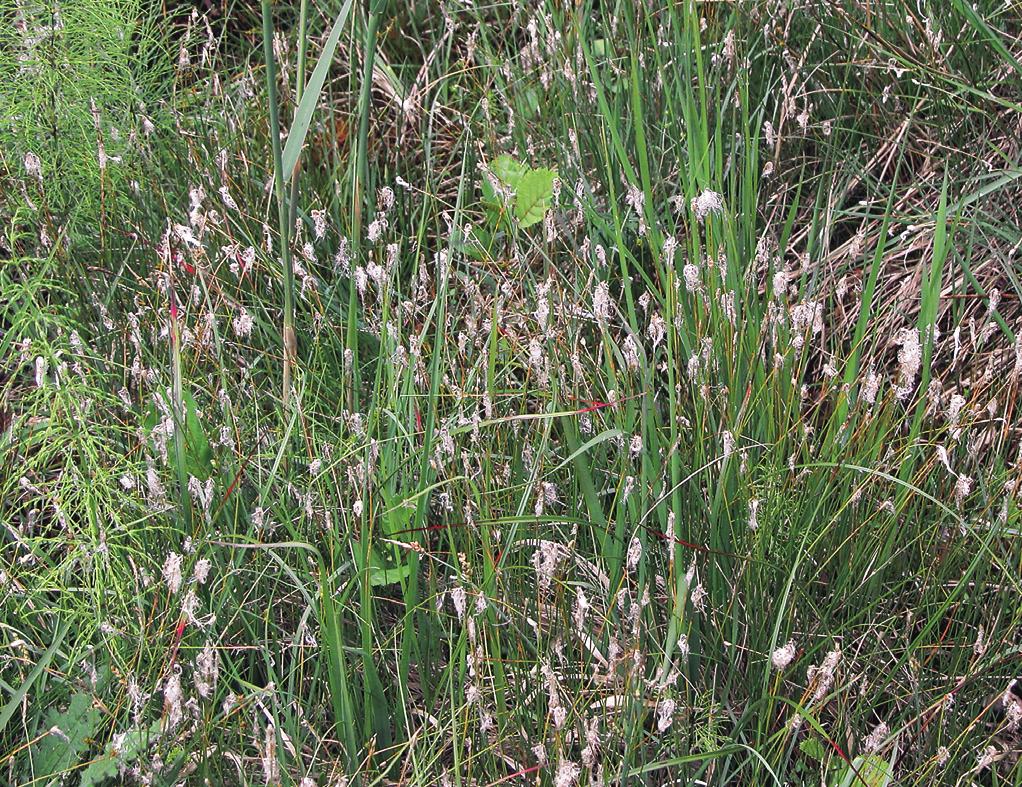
[3, 0, 1022, 784]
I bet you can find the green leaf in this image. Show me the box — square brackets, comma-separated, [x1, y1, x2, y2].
[833, 754, 894, 787]
[514, 168, 556, 228]
[480, 157, 556, 231]
[281, 0, 356, 181]
[79, 755, 119, 787]
[480, 173, 498, 205]
[461, 225, 492, 260]
[368, 548, 412, 586]
[489, 155, 529, 190]
[799, 736, 826, 762]
[369, 561, 413, 586]
[80, 719, 162, 787]
[180, 390, 212, 477]
[30, 693, 99, 782]
[144, 389, 212, 481]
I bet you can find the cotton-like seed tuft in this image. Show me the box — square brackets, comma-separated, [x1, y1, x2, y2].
[656, 698, 676, 731]
[163, 552, 183, 594]
[771, 640, 796, 670]
[690, 189, 724, 220]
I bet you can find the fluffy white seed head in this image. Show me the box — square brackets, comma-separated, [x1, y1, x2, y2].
[163, 552, 183, 594]
[691, 189, 724, 220]
[771, 640, 796, 670]
[593, 281, 611, 325]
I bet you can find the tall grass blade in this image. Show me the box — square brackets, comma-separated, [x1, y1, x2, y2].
[281, 0, 355, 182]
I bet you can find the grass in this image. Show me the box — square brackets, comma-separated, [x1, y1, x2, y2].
[3, 0, 1022, 784]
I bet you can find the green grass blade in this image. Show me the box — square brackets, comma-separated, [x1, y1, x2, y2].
[281, 0, 355, 181]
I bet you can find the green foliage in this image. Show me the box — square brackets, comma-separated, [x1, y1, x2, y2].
[799, 736, 827, 762]
[144, 388, 213, 482]
[480, 154, 557, 229]
[79, 719, 162, 786]
[0, 0, 168, 241]
[30, 693, 100, 783]
[280, 0, 355, 181]
[487, 154, 530, 192]
[3, 0, 1022, 784]
[833, 755, 895, 787]
[514, 168, 557, 228]
[368, 551, 412, 586]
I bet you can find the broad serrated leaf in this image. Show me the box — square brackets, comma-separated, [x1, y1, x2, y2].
[80, 719, 162, 787]
[30, 693, 98, 781]
[834, 754, 894, 787]
[79, 754, 119, 787]
[514, 168, 556, 228]
[799, 736, 826, 762]
[489, 155, 529, 190]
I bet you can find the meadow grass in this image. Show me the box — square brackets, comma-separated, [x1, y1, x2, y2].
[3, 0, 1022, 784]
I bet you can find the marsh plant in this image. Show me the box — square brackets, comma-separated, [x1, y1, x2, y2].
[0, 0, 169, 246]
[2, 0, 1022, 785]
